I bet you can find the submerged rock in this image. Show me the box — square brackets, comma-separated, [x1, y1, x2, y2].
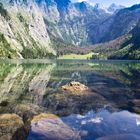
[0, 114, 27, 140]
[44, 91, 107, 116]
[62, 81, 88, 94]
[44, 82, 107, 116]
[27, 113, 81, 140]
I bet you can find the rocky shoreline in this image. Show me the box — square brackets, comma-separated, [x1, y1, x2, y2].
[0, 114, 27, 140]
[0, 82, 90, 140]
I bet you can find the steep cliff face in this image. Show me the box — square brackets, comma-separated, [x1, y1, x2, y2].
[0, 0, 56, 58]
[37, 0, 111, 46]
[38, 0, 126, 46]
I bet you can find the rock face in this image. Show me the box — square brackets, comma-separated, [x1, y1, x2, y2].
[27, 113, 81, 140]
[107, 3, 125, 14]
[39, 0, 110, 46]
[1, 0, 121, 50]
[40, 0, 139, 46]
[62, 81, 88, 93]
[0, 114, 26, 140]
[89, 4, 140, 44]
[0, 1, 55, 58]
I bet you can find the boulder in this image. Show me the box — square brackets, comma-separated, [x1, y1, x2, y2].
[27, 113, 81, 140]
[62, 81, 88, 94]
[0, 114, 26, 140]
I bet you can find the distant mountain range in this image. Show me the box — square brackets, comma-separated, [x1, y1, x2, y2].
[37, 0, 124, 45]
[0, 0, 140, 59]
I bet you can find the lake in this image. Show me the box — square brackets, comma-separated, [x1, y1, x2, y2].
[0, 60, 140, 140]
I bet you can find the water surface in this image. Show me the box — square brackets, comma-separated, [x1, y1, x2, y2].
[0, 60, 140, 140]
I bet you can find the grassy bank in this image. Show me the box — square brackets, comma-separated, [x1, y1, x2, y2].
[58, 52, 94, 60]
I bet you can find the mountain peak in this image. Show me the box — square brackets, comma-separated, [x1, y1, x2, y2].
[93, 3, 109, 13]
[108, 3, 125, 13]
[74, 1, 92, 11]
[94, 3, 105, 9]
[54, 0, 71, 8]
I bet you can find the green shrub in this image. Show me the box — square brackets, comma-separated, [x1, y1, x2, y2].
[0, 34, 18, 58]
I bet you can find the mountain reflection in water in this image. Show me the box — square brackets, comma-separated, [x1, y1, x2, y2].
[0, 60, 140, 140]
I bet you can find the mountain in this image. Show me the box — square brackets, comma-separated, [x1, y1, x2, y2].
[0, 0, 113, 59]
[111, 21, 140, 60]
[88, 4, 140, 44]
[40, 0, 110, 46]
[0, 0, 56, 58]
[41, 0, 139, 47]
[90, 21, 140, 60]
[0, 0, 140, 59]
[107, 3, 125, 13]
[93, 3, 106, 11]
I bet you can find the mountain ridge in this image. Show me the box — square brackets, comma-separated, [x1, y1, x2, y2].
[0, 0, 140, 59]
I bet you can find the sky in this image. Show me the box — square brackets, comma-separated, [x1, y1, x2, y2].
[71, 0, 140, 7]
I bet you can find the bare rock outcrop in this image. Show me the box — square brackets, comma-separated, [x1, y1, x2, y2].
[62, 81, 88, 94]
[27, 113, 81, 140]
[0, 114, 27, 140]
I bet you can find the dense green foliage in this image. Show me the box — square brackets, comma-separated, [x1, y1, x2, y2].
[50, 34, 93, 57]
[0, 34, 18, 58]
[19, 35, 55, 59]
[90, 25, 140, 60]
[21, 47, 55, 59]
[109, 23, 140, 60]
